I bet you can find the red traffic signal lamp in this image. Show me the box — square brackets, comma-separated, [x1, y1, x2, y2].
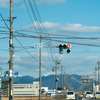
[67, 44, 71, 48]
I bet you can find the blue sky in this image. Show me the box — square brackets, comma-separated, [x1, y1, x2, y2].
[0, 0, 100, 78]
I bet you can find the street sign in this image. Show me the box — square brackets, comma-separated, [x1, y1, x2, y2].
[81, 75, 89, 83]
[9, 70, 13, 77]
[63, 87, 66, 90]
[0, 68, 2, 75]
[14, 71, 18, 76]
[34, 43, 43, 49]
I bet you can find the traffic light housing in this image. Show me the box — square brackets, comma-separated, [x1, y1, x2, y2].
[59, 44, 71, 54]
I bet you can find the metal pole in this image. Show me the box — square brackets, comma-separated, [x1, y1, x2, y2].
[39, 35, 42, 100]
[9, 0, 13, 100]
[93, 72, 95, 97]
[61, 66, 63, 92]
[64, 71, 65, 87]
[55, 60, 57, 98]
[98, 61, 100, 91]
[95, 67, 97, 86]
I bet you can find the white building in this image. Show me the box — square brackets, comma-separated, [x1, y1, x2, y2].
[12, 82, 39, 96]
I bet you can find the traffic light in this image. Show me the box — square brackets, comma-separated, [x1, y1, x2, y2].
[59, 44, 71, 54]
[0, 68, 2, 75]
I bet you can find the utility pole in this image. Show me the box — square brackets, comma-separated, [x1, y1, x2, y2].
[61, 66, 63, 92]
[9, 0, 13, 100]
[93, 72, 95, 97]
[95, 67, 97, 86]
[55, 60, 57, 98]
[64, 71, 68, 90]
[89, 74, 92, 91]
[55, 60, 60, 98]
[39, 35, 42, 100]
[98, 61, 100, 91]
[64, 71, 65, 88]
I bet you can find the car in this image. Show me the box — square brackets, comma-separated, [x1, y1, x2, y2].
[86, 91, 93, 98]
[95, 92, 100, 99]
[66, 91, 75, 99]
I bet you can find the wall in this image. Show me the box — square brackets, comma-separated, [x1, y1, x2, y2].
[2, 96, 54, 100]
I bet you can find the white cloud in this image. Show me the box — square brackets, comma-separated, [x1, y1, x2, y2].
[44, 73, 54, 76]
[22, 21, 61, 30]
[43, 21, 61, 29]
[86, 39, 100, 44]
[59, 23, 100, 33]
[37, 0, 66, 5]
[0, 0, 9, 7]
[17, 4, 26, 9]
[35, 68, 46, 71]
[0, 51, 98, 77]
[0, 0, 22, 8]
[13, 0, 21, 3]
[22, 22, 100, 34]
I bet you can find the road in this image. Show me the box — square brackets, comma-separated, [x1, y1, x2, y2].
[53, 93, 100, 100]
[76, 93, 100, 100]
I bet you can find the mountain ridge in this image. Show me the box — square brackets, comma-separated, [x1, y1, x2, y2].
[1, 74, 82, 91]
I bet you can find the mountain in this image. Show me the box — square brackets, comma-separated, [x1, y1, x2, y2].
[1, 74, 82, 91]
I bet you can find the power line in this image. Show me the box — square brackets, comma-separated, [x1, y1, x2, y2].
[24, 0, 57, 66]
[14, 37, 54, 75]
[0, 10, 54, 75]
[39, 10, 100, 24]
[0, 14, 10, 30]
[24, 0, 40, 35]
[0, 37, 9, 39]
[14, 30, 100, 40]
[13, 32, 100, 47]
